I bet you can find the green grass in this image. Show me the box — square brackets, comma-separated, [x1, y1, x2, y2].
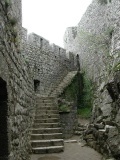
[78, 73, 94, 119]
[78, 107, 92, 119]
[59, 72, 94, 117]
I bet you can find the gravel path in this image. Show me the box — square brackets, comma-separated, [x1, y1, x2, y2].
[31, 136, 102, 160]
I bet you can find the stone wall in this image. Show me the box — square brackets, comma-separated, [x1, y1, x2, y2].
[0, 0, 79, 159]
[59, 104, 78, 139]
[64, 0, 120, 158]
[64, 0, 120, 83]
[22, 28, 77, 96]
[58, 72, 81, 139]
[0, 0, 35, 159]
[84, 73, 120, 159]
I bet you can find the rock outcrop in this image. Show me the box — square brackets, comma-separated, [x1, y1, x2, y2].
[64, 0, 120, 159]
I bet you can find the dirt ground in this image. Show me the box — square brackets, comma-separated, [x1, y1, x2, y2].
[30, 135, 102, 160]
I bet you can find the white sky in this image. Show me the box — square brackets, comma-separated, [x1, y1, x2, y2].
[22, 0, 92, 47]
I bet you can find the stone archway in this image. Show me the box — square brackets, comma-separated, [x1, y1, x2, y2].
[0, 77, 9, 159]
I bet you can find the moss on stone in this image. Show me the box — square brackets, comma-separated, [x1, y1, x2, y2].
[78, 72, 94, 118]
[58, 72, 81, 112]
[59, 73, 80, 102]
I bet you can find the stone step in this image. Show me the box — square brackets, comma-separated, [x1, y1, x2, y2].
[32, 145, 64, 154]
[35, 96, 55, 99]
[35, 110, 59, 115]
[31, 139, 64, 147]
[33, 123, 60, 128]
[31, 128, 62, 134]
[35, 114, 59, 119]
[36, 100, 54, 103]
[36, 96, 54, 99]
[36, 106, 58, 110]
[51, 71, 78, 96]
[36, 103, 54, 107]
[31, 133, 63, 140]
[34, 118, 59, 123]
[64, 140, 77, 143]
[32, 96, 64, 154]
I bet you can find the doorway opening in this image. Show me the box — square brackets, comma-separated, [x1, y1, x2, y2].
[34, 79, 40, 92]
[0, 78, 9, 159]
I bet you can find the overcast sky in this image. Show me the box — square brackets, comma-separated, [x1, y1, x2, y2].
[22, 0, 92, 47]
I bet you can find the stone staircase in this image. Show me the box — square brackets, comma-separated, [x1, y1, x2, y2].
[30, 97, 64, 154]
[50, 71, 78, 97]
[74, 123, 87, 136]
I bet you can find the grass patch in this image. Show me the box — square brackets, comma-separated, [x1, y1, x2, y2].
[78, 73, 94, 118]
[78, 107, 92, 119]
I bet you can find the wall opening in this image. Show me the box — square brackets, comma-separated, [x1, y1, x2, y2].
[0, 78, 9, 159]
[59, 48, 60, 55]
[34, 80, 40, 92]
[40, 38, 43, 49]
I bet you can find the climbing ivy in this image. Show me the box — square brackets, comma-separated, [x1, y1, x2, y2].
[59, 73, 80, 102]
[58, 71, 94, 118]
[77, 72, 94, 118]
[58, 72, 81, 112]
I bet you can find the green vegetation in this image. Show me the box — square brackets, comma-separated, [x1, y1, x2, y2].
[112, 62, 120, 72]
[78, 107, 92, 119]
[118, 51, 120, 57]
[5, 0, 11, 8]
[98, 0, 112, 5]
[12, 28, 17, 38]
[78, 27, 114, 76]
[60, 73, 80, 102]
[58, 72, 94, 118]
[78, 73, 94, 118]
[105, 27, 113, 38]
[78, 27, 113, 54]
[59, 104, 70, 112]
[58, 72, 81, 112]
[9, 17, 17, 26]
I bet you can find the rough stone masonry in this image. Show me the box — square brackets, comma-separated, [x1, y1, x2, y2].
[0, 0, 35, 159]
[64, 0, 120, 159]
[0, 0, 77, 159]
[1, 0, 120, 159]
[21, 28, 77, 97]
